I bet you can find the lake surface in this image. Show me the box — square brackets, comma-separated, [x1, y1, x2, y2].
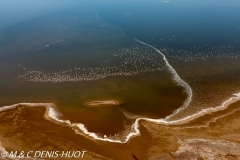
[0, 1, 240, 159]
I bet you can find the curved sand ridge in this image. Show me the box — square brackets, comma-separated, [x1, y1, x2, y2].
[0, 92, 240, 143]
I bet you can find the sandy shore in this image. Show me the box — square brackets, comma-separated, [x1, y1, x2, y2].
[0, 100, 240, 159]
[142, 100, 240, 160]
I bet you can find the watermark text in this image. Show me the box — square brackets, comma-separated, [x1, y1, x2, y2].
[1, 150, 87, 159]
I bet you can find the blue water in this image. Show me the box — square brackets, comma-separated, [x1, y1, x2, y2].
[86, 0, 240, 49]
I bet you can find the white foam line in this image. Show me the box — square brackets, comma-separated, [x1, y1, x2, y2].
[92, 7, 100, 20]
[1, 93, 240, 143]
[85, 3, 126, 36]
[134, 38, 193, 119]
[86, 4, 193, 117]
[159, 92, 240, 125]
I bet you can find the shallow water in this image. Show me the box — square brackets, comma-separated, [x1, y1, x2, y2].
[0, 5, 187, 136]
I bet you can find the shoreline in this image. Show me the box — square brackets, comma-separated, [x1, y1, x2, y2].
[0, 92, 239, 144]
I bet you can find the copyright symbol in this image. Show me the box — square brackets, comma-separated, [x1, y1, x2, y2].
[1, 151, 8, 158]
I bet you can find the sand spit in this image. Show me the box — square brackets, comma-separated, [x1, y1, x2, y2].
[172, 138, 240, 160]
[86, 100, 118, 107]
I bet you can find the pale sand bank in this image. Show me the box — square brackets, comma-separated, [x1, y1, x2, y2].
[85, 100, 118, 107]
